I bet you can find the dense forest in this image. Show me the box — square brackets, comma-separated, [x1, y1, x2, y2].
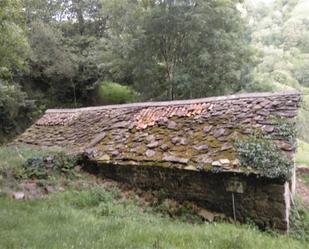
[244, 0, 309, 141]
[1, 0, 309, 143]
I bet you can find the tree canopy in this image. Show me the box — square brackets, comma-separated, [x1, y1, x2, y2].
[0, 0, 254, 142]
[21, 0, 252, 106]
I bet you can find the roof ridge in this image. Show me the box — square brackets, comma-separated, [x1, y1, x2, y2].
[46, 91, 300, 113]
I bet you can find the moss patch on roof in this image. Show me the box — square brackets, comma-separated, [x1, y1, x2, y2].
[15, 92, 301, 176]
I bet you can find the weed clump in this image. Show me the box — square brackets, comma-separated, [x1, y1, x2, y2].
[289, 197, 309, 242]
[23, 151, 79, 179]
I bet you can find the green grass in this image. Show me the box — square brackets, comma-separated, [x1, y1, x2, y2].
[299, 174, 309, 185]
[290, 196, 309, 242]
[0, 144, 308, 249]
[0, 145, 62, 177]
[296, 140, 309, 167]
[0, 186, 307, 249]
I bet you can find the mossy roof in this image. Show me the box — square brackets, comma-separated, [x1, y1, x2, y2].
[16, 91, 301, 174]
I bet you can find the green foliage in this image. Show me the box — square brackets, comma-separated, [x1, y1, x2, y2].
[0, 146, 61, 178]
[243, 76, 276, 92]
[296, 140, 309, 166]
[69, 186, 126, 218]
[297, 98, 309, 143]
[0, 0, 29, 74]
[235, 135, 293, 180]
[124, 0, 253, 100]
[0, 146, 65, 178]
[96, 81, 138, 105]
[23, 0, 253, 106]
[70, 186, 116, 208]
[0, 0, 32, 142]
[23, 151, 78, 179]
[295, 61, 309, 87]
[289, 196, 309, 242]
[0, 80, 34, 143]
[272, 116, 297, 142]
[154, 199, 202, 223]
[244, 0, 309, 143]
[27, 20, 80, 107]
[0, 187, 307, 249]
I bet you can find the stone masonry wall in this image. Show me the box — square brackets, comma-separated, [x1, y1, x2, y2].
[84, 161, 290, 231]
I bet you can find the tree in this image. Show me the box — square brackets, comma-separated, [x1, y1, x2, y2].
[23, 0, 108, 107]
[0, 0, 29, 78]
[98, 0, 253, 100]
[27, 21, 80, 107]
[295, 60, 309, 87]
[0, 0, 34, 143]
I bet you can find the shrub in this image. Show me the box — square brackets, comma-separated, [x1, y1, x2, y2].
[235, 135, 293, 180]
[23, 151, 78, 179]
[271, 116, 297, 142]
[96, 81, 138, 105]
[243, 74, 276, 92]
[0, 146, 61, 179]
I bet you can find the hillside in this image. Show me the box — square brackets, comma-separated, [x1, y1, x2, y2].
[0, 146, 308, 249]
[0, 188, 307, 249]
[245, 0, 309, 142]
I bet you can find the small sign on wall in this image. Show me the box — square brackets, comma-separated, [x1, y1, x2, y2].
[226, 177, 245, 193]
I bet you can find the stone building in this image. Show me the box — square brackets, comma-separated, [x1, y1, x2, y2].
[16, 91, 301, 231]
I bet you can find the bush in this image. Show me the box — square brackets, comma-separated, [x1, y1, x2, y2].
[23, 151, 78, 179]
[0, 146, 60, 179]
[235, 135, 293, 180]
[243, 75, 276, 92]
[96, 81, 138, 105]
[272, 116, 297, 142]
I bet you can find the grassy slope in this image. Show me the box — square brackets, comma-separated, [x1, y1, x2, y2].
[296, 140, 309, 166]
[0, 145, 308, 249]
[0, 188, 307, 249]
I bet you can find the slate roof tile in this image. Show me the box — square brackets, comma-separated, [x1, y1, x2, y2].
[15, 91, 301, 175]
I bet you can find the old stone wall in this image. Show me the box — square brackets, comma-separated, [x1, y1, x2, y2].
[84, 161, 290, 231]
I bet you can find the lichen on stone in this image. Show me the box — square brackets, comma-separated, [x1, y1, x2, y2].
[15, 92, 301, 177]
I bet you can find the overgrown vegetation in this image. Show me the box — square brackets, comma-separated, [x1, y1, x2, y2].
[290, 196, 309, 242]
[0, 146, 67, 179]
[296, 140, 309, 166]
[235, 134, 293, 179]
[244, 0, 309, 142]
[0, 80, 35, 143]
[23, 151, 79, 179]
[0, 144, 308, 248]
[96, 81, 139, 105]
[272, 116, 297, 142]
[0, 185, 308, 249]
[0, 0, 255, 141]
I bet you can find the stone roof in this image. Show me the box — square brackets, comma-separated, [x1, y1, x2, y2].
[16, 91, 301, 174]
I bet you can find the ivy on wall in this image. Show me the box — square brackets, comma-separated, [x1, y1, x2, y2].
[235, 134, 293, 180]
[271, 116, 297, 142]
